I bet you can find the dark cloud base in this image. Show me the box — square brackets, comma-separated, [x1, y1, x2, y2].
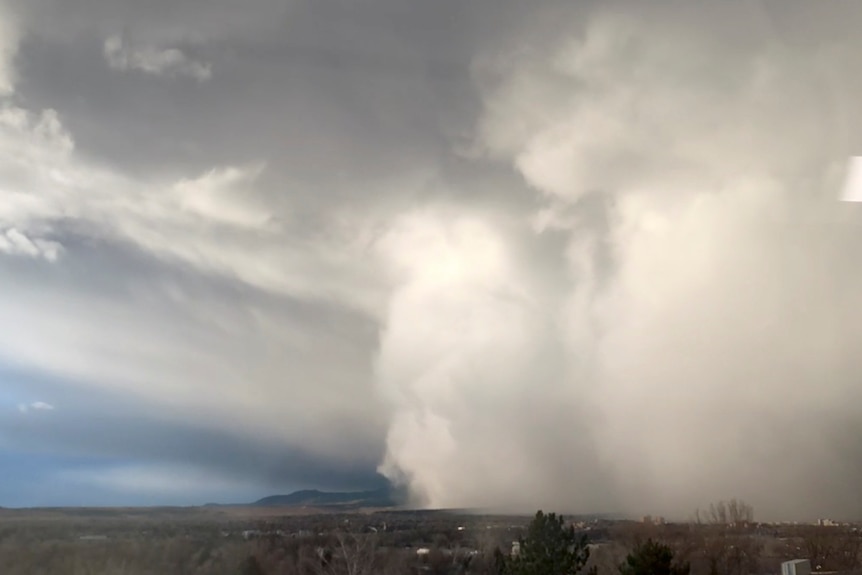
[0, 363, 387, 506]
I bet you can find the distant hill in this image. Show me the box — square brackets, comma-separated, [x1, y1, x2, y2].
[253, 487, 402, 509]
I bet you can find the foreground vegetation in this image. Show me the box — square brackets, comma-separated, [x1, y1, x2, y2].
[0, 501, 859, 575]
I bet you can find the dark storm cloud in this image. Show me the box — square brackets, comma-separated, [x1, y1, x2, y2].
[10, 0, 550, 224]
[0, 370, 384, 494]
[12, 0, 293, 43]
[13, 0, 477, 185]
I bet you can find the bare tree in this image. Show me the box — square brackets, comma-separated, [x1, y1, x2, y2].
[302, 529, 379, 575]
[690, 500, 760, 575]
[797, 526, 862, 572]
[726, 500, 754, 527]
[695, 500, 753, 528]
[340, 530, 378, 575]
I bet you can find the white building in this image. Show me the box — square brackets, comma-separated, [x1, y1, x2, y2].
[782, 559, 812, 575]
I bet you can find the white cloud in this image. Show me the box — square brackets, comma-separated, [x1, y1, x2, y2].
[377, 4, 862, 520]
[840, 156, 862, 202]
[174, 165, 272, 229]
[103, 35, 212, 81]
[0, 101, 381, 313]
[374, 208, 595, 510]
[0, 228, 61, 261]
[18, 401, 55, 413]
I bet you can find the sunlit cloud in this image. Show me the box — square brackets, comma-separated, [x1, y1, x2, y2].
[840, 157, 862, 202]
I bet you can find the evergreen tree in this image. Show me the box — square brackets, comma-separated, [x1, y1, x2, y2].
[238, 555, 267, 575]
[503, 510, 596, 575]
[619, 539, 690, 575]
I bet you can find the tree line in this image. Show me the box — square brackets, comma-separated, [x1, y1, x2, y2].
[494, 510, 689, 575]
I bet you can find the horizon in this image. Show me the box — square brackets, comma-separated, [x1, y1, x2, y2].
[0, 503, 853, 528]
[1, 488, 855, 526]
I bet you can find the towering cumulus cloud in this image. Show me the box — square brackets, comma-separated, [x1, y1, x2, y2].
[375, 207, 613, 512]
[376, 3, 862, 520]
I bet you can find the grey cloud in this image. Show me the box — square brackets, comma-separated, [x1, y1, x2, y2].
[757, 0, 862, 48]
[12, 0, 293, 44]
[11, 0, 486, 206]
[0, 4, 17, 93]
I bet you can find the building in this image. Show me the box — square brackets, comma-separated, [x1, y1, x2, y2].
[782, 559, 812, 575]
[78, 535, 108, 541]
[642, 515, 666, 526]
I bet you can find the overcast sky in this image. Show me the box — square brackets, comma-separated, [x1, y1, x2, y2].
[2, 0, 862, 520]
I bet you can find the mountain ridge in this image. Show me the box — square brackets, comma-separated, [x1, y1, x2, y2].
[251, 487, 402, 508]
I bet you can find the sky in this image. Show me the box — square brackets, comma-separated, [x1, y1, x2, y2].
[2, 0, 862, 521]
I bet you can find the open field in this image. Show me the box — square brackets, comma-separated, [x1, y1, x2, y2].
[0, 506, 530, 575]
[0, 506, 859, 575]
